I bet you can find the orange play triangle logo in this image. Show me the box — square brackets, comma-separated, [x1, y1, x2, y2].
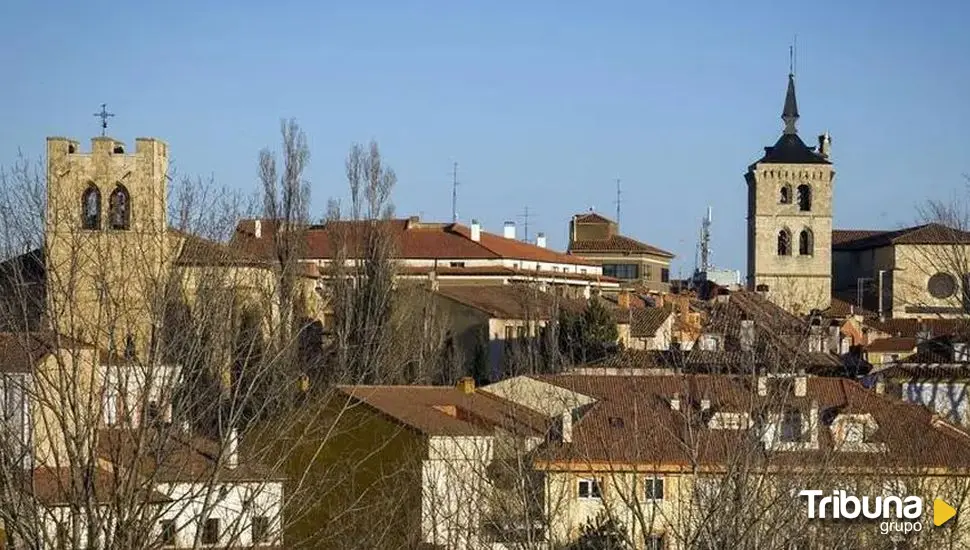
[934, 499, 956, 526]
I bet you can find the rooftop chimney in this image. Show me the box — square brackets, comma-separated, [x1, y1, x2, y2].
[470, 219, 481, 242]
[226, 428, 239, 470]
[670, 393, 681, 411]
[536, 232, 547, 248]
[254, 219, 262, 239]
[504, 221, 516, 240]
[457, 377, 475, 394]
[794, 370, 807, 397]
[560, 411, 573, 443]
[617, 290, 631, 309]
[700, 398, 711, 412]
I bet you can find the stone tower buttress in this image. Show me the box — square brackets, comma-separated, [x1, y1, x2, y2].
[745, 73, 835, 315]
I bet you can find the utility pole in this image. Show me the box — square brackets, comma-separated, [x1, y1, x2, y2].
[451, 162, 459, 223]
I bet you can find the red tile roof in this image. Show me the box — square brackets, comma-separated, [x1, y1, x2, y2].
[336, 384, 549, 437]
[569, 234, 674, 258]
[833, 223, 970, 251]
[865, 336, 918, 353]
[0, 332, 93, 373]
[97, 429, 282, 483]
[435, 285, 587, 320]
[530, 374, 970, 471]
[170, 229, 270, 268]
[626, 306, 674, 338]
[233, 218, 595, 267]
[866, 317, 969, 339]
[573, 212, 615, 224]
[31, 467, 170, 506]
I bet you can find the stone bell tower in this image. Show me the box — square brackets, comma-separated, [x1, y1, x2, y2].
[745, 71, 835, 315]
[45, 136, 169, 356]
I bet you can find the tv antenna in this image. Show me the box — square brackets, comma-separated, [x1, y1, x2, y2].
[518, 206, 539, 243]
[451, 161, 459, 223]
[613, 178, 622, 224]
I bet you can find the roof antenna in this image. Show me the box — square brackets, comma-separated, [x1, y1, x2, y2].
[613, 178, 622, 225]
[451, 161, 459, 223]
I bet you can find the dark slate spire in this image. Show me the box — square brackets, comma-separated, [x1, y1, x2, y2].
[782, 72, 799, 135]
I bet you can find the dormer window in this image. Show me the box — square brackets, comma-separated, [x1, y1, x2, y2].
[780, 409, 804, 443]
[698, 333, 722, 351]
[832, 413, 885, 452]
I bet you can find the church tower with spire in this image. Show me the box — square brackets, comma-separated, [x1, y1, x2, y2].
[745, 69, 834, 315]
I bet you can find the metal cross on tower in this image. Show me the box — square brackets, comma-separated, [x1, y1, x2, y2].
[93, 103, 115, 136]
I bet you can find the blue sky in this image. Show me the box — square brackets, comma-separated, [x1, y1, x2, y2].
[2, 1, 968, 275]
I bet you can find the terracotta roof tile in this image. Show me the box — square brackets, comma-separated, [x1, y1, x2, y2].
[569, 235, 674, 257]
[336, 385, 549, 437]
[0, 332, 93, 373]
[97, 429, 281, 483]
[832, 223, 970, 251]
[866, 318, 969, 339]
[233, 218, 594, 267]
[435, 285, 586, 320]
[627, 306, 674, 338]
[31, 467, 170, 506]
[529, 374, 970, 471]
[573, 212, 615, 224]
[866, 337, 918, 353]
[170, 229, 270, 267]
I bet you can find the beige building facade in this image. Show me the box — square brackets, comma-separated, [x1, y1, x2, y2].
[746, 73, 834, 315]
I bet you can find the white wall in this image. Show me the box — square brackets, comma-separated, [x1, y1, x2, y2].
[155, 480, 283, 548]
[422, 436, 494, 549]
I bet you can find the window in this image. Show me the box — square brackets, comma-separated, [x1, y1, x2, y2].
[108, 184, 131, 230]
[777, 229, 792, 256]
[798, 229, 813, 256]
[602, 263, 639, 280]
[781, 409, 804, 443]
[505, 326, 514, 341]
[449, 261, 465, 268]
[516, 326, 527, 339]
[928, 272, 958, 299]
[646, 534, 666, 550]
[578, 478, 602, 499]
[661, 267, 670, 283]
[124, 333, 136, 359]
[779, 184, 792, 204]
[56, 524, 69, 550]
[159, 520, 176, 547]
[82, 184, 102, 229]
[797, 184, 811, 211]
[145, 401, 162, 425]
[252, 516, 270, 544]
[645, 475, 664, 501]
[201, 518, 220, 545]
